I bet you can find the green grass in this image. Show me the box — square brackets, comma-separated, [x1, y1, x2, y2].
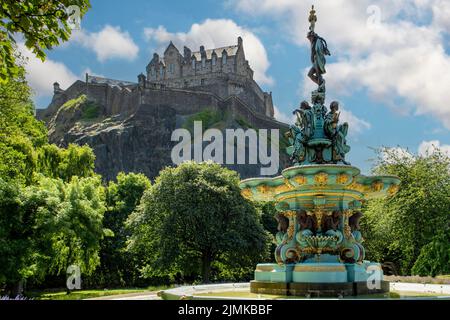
[236, 117, 255, 130]
[60, 94, 100, 120]
[385, 275, 450, 284]
[27, 285, 171, 300]
[61, 94, 88, 111]
[81, 101, 99, 120]
[183, 109, 226, 132]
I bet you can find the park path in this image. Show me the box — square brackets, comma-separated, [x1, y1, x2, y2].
[86, 291, 162, 300]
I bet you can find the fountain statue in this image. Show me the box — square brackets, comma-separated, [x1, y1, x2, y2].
[239, 6, 401, 297]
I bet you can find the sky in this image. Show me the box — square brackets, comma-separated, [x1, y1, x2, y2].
[22, 0, 450, 174]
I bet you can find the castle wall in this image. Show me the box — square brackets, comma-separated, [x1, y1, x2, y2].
[139, 87, 221, 115]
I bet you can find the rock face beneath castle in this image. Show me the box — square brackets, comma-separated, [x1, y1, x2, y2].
[38, 38, 289, 181]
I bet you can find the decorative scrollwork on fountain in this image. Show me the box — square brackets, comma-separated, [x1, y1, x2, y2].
[338, 209, 366, 263]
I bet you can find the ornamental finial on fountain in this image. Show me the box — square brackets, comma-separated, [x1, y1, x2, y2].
[285, 6, 350, 166]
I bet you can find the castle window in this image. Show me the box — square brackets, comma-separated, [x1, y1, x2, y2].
[222, 54, 227, 65]
[169, 64, 174, 74]
[192, 59, 196, 69]
[160, 67, 164, 78]
[150, 67, 155, 76]
[201, 79, 205, 85]
[212, 56, 216, 66]
[202, 57, 206, 68]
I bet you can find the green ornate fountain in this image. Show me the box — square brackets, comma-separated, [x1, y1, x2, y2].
[239, 6, 400, 297]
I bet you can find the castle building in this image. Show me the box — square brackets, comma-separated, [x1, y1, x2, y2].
[143, 37, 274, 118]
[39, 37, 286, 181]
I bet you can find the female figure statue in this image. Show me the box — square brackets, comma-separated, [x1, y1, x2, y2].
[324, 101, 351, 164]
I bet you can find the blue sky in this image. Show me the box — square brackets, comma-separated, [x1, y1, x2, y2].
[23, 0, 450, 174]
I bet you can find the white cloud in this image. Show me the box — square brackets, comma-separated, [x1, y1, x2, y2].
[143, 19, 273, 85]
[81, 68, 104, 79]
[339, 107, 371, 135]
[232, 0, 450, 129]
[273, 106, 294, 124]
[18, 43, 78, 98]
[418, 140, 450, 157]
[381, 146, 414, 163]
[72, 25, 139, 62]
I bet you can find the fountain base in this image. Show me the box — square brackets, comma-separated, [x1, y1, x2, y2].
[252, 261, 389, 297]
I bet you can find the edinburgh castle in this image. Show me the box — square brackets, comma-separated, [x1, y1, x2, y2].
[38, 37, 288, 180]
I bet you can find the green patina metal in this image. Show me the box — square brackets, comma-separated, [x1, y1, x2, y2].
[238, 6, 401, 297]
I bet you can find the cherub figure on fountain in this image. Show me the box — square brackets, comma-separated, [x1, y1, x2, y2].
[322, 210, 344, 244]
[275, 212, 289, 245]
[349, 211, 364, 242]
[287, 101, 314, 163]
[324, 101, 351, 164]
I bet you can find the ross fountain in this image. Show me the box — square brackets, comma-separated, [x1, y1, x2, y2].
[238, 6, 401, 297]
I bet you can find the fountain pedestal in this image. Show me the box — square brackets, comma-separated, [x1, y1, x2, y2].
[240, 164, 400, 297]
[252, 261, 388, 297]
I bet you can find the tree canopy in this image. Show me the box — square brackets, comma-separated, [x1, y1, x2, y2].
[0, 175, 107, 294]
[126, 161, 271, 283]
[0, 0, 91, 82]
[362, 148, 450, 276]
[92, 172, 151, 287]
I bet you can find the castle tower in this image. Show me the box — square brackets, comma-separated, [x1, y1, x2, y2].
[142, 38, 275, 119]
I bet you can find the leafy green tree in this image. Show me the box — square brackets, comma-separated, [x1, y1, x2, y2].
[126, 161, 270, 283]
[0, 0, 91, 81]
[362, 148, 450, 275]
[91, 172, 151, 287]
[0, 67, 47, 183]
[257, 201, 278, 263]
[0, 178, 28, 293]
[37, 143, 96, 182]
[0, 175, 107, 295]
[411, 231, 450, 277]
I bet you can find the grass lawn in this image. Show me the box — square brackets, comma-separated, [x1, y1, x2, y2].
[195, 291, 446, 299]
[27, 285, 171, 300]
[385, 275, 450, 284]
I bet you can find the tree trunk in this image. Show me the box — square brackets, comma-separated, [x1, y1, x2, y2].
[8, 280, 24, 297]
[201, 252, 212, 283]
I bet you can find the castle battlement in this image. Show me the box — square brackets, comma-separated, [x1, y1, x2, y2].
[42, 38, 274, 121]
[142, 37, 274, 118]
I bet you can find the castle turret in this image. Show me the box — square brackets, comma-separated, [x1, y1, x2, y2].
[138, 73, 146, 88]
[53, 82, 64, 94]
[184, 46, 192, 62]
[142, 40, 272, 119]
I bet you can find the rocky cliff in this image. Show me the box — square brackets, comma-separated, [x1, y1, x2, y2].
[38, 81, 290, 181]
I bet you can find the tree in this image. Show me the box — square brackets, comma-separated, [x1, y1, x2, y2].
[362, 148, 450, 275]
[37, 143, 96, 182]
[0, 66, 47, 184]
[0, 178, 28, 294]
[0, 0, 91, 82]
[257, 201, 278, 263]
[126, 161, 270, 283]
[0, 175, 107, 295]
[411, 231, 450, 277]
[92, 172, 151, 287]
